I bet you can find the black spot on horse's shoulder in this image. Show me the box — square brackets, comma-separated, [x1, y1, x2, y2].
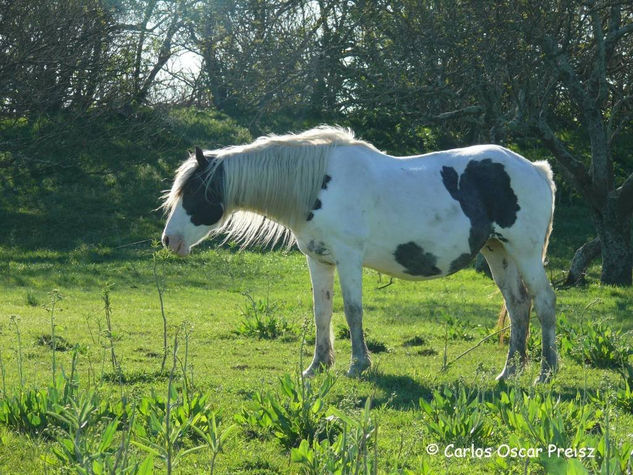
[321, 175, 331, 189]
[313, 199, 322, 210]
[306, 212, 314, 221]
[394, 242, 441, 276]
[441, 159, 519, 254]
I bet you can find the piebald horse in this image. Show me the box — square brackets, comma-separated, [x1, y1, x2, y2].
[161, 126, 557, 382]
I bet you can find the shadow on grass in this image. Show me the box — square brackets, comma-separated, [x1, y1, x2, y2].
[364, 365, 609, 411]
[364, 370, 433, 409]
[101, 369, 169, 385]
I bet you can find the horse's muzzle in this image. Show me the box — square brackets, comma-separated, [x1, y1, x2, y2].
[162, 233, 189, 257]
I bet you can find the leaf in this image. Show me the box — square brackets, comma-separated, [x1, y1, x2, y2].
[131, 440, 163, 457]
[137, 455, 154, 475]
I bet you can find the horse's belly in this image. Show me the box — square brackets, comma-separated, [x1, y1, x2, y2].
[362, 232, 475, 281]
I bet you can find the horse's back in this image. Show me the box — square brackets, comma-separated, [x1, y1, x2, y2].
[299, 144, 554, 280]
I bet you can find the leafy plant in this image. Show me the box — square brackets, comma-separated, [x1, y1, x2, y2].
[236, 372, 336, 449]
[558, 314, 633, 369]
[487, 388, 603, 473]
[419, 385, 492, 446]
[291, 398, 377, 475]
[234, 293, 293, 339]
[191, 411, 238, 475]
[0, 349, 111, 438]
[440, 315, 475, 341]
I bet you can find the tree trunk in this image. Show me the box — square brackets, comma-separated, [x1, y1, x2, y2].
[594, 200, 633, 286]
[564, 237, 601, 286]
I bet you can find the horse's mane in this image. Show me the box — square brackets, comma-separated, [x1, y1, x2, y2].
[162, 125, 378, 248]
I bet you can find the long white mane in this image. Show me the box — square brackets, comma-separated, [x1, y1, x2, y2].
[165, 125, 378, 248]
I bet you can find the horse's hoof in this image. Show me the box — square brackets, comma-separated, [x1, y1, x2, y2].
[346, 359, 371, 378]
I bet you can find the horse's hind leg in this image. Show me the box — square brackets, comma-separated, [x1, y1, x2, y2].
[303, 257, 335, 377]
[480, 239, 531, 380]
[511, 252, 558, 383]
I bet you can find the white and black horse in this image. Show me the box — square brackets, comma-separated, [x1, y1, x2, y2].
[161, 126, 557, 382]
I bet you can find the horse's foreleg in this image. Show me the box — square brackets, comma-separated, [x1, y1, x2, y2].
[336, 254, 371, 377]
[303, 257, 335, 378]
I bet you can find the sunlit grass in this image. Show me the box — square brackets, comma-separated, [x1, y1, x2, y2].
[0, 245, 632, 473]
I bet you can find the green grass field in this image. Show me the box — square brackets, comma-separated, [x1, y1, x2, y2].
[1, 236, 632, 474]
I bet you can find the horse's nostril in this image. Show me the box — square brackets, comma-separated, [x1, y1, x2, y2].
[162, 235, 170, 247]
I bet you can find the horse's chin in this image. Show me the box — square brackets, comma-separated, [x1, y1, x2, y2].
[175, 247, 190, 257]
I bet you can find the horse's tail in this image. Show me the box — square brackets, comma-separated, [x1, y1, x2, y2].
[533, 160, 556, 263]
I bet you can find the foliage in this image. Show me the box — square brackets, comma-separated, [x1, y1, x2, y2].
[558, 314, 633, 369]
[234, 293, 294, 340]
[291, 398, 377, 475]
[419, 386, 492, 447]
[487, 388, 604, 473]
[236, 372, 336, 449]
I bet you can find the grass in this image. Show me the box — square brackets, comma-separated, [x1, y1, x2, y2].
[0, 242, 632, 473]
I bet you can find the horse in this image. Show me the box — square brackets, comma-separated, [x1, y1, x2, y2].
[161, 126, 557, 383]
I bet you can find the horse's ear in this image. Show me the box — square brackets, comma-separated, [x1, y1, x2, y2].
[195, 147, 208, 168]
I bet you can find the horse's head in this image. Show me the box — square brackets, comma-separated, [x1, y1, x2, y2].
[161, 147, 225, 256]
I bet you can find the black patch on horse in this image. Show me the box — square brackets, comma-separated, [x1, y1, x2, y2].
[181, 160, 224, 226]
[394, 242, 441, 276]
[306, 212, 314, 221]
[313, 199, 322, 210]
[448, 253, 473, 275]
[321, 175, 331, 189]
[440, 159, 519, 254]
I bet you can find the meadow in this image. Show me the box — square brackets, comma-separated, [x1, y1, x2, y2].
[0, 208, 633, 475]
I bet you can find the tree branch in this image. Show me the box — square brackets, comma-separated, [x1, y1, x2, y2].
[533, 118, 601, 209]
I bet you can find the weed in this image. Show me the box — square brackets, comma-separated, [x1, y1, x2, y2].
[192, 411, 238, 475]
[336, 325, 351, 339]
[487, 388, 603, 473]
[45, 289, 63, 385]
[152, 249, 169, 372]
[25, 289, 39, 307]
[366, 339, 389, 354]
[440, 314, 475, 341]
[102, 283, 121, 378]
[291, 398, 378, 474]
[236, 372, 336, 449]
[558, 314, 633, 369]
[9, 315, 24, 392]
[419, 385, 492, 446]
[234, 293, 293, 340]
[35, 334, 74, 352]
